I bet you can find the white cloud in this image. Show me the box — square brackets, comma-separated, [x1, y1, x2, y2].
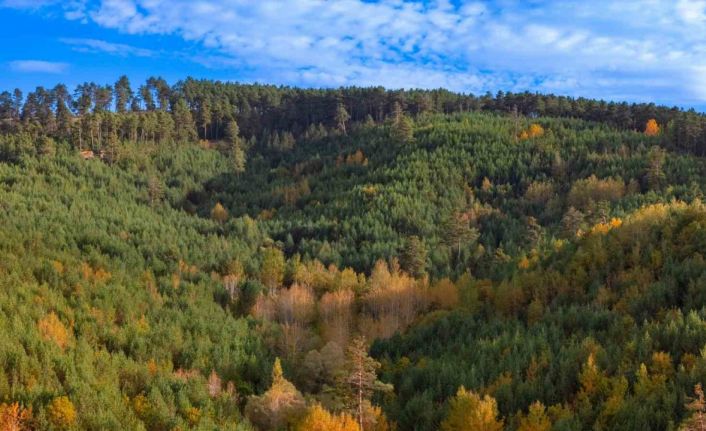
[9, 60, 68, 73]
[61, 38, 153, 57]
[6, 0, 706, 105]
[0, 0, 58, 8]
[677, 0, 706, 24]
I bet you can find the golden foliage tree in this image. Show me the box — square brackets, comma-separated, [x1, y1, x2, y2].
[519, 124, 545, 140]
[295, 404, 360, 431]
[245, 358, 306, 430]
[0, 402, 32, 431]
[567, 175, 625, 210]
[528, 123, 545, 138]
[517, 401, 552, 431]
[210, 202, 228, 223]
[38, 312, 70, 350]
[441, 387, 503, 431]
[645, 118, 660, 136]
[276, 283, 316, 357]
[47, 396, 77, 430]
[361, 260, 428, 339]
[320, 288, 355, 347]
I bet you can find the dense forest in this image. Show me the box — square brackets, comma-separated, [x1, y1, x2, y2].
[3, 76, 706, 430]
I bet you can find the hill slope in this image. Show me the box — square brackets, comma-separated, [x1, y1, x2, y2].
[3, 80, 706, 430]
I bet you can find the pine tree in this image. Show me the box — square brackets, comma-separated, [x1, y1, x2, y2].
[390, 101, 403, 124]
[114, 75, 133, 113]
[335, 103, 350, 135]
[341, 336, 392, 430]
[260, 247, 285, 295]
[646, 145, 666, 191]
[400, 235, 427, 277]
[442, 211, 479, 262]
[199, 97, 212, 139]
[232, 142, 246, 175]
[226, 120, 247, 174]
[172, 98, 197, 142]
[147, 176, 164, 207]
[393, 115, 414, 143]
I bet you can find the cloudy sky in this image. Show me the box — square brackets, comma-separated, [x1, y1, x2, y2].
[2, 0, 706, 109]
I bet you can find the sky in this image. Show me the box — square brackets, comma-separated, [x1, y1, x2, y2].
[1, 0, 706, 110]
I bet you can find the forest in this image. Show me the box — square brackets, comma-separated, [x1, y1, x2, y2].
[3, 76, 706, 430]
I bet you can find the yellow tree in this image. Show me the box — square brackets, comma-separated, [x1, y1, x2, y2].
[245, 358, 306, 430]
[38, 312, 70, 350]
[441, 387, 504, 431]
[517, 401, 551, 431]
[644, 118, 660, 136]
[295, 404, 360, 431]
[0, 402, 32, 431]
[210, 202, 228, 223]
[47, 396, 77, 431]
[528, 123, 545, 138]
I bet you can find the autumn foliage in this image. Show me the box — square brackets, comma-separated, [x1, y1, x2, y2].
[519, 123, 545, 140]
[644, 118, 660, 136]
[441, 387, 503, 431]
[210, 202, 228, 223]
[296, 404, 360, 431]
[37, 312, 70, 350]
[47, 396, 77, 430]
[0, 403, 32, 431]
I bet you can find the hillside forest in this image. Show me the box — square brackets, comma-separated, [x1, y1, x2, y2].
[4, 77, 706, 430]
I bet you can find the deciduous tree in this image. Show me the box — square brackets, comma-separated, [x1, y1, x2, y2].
[441, 387, 503, 431]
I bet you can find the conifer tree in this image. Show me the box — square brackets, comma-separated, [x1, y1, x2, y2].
[226, 120, 247, 174]
[335, 103, 350, 135]
[400, 235, 428, 277]
[172, 98, 197, 142]
[341, 336, 392, 430]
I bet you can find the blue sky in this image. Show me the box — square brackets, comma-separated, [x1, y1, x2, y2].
[2, 0, 706, 110]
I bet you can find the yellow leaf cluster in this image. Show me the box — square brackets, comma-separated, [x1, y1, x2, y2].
[38, 312, 70, 350]
[47, 396, 77, 430]
[132, 393, 150, 419]
[519, 124, 545, 140]
[517, 401, 552, 431]
[211, 202, 228, 223]
[590, 218, 623, 235]
[80, 262, 112, 284]
[441, 387, 504, 431]
[644, 118, 660, 136]
[0, 402, 32, 431]
[184, 407, 201, 426]
[295, 404, 360, 431]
